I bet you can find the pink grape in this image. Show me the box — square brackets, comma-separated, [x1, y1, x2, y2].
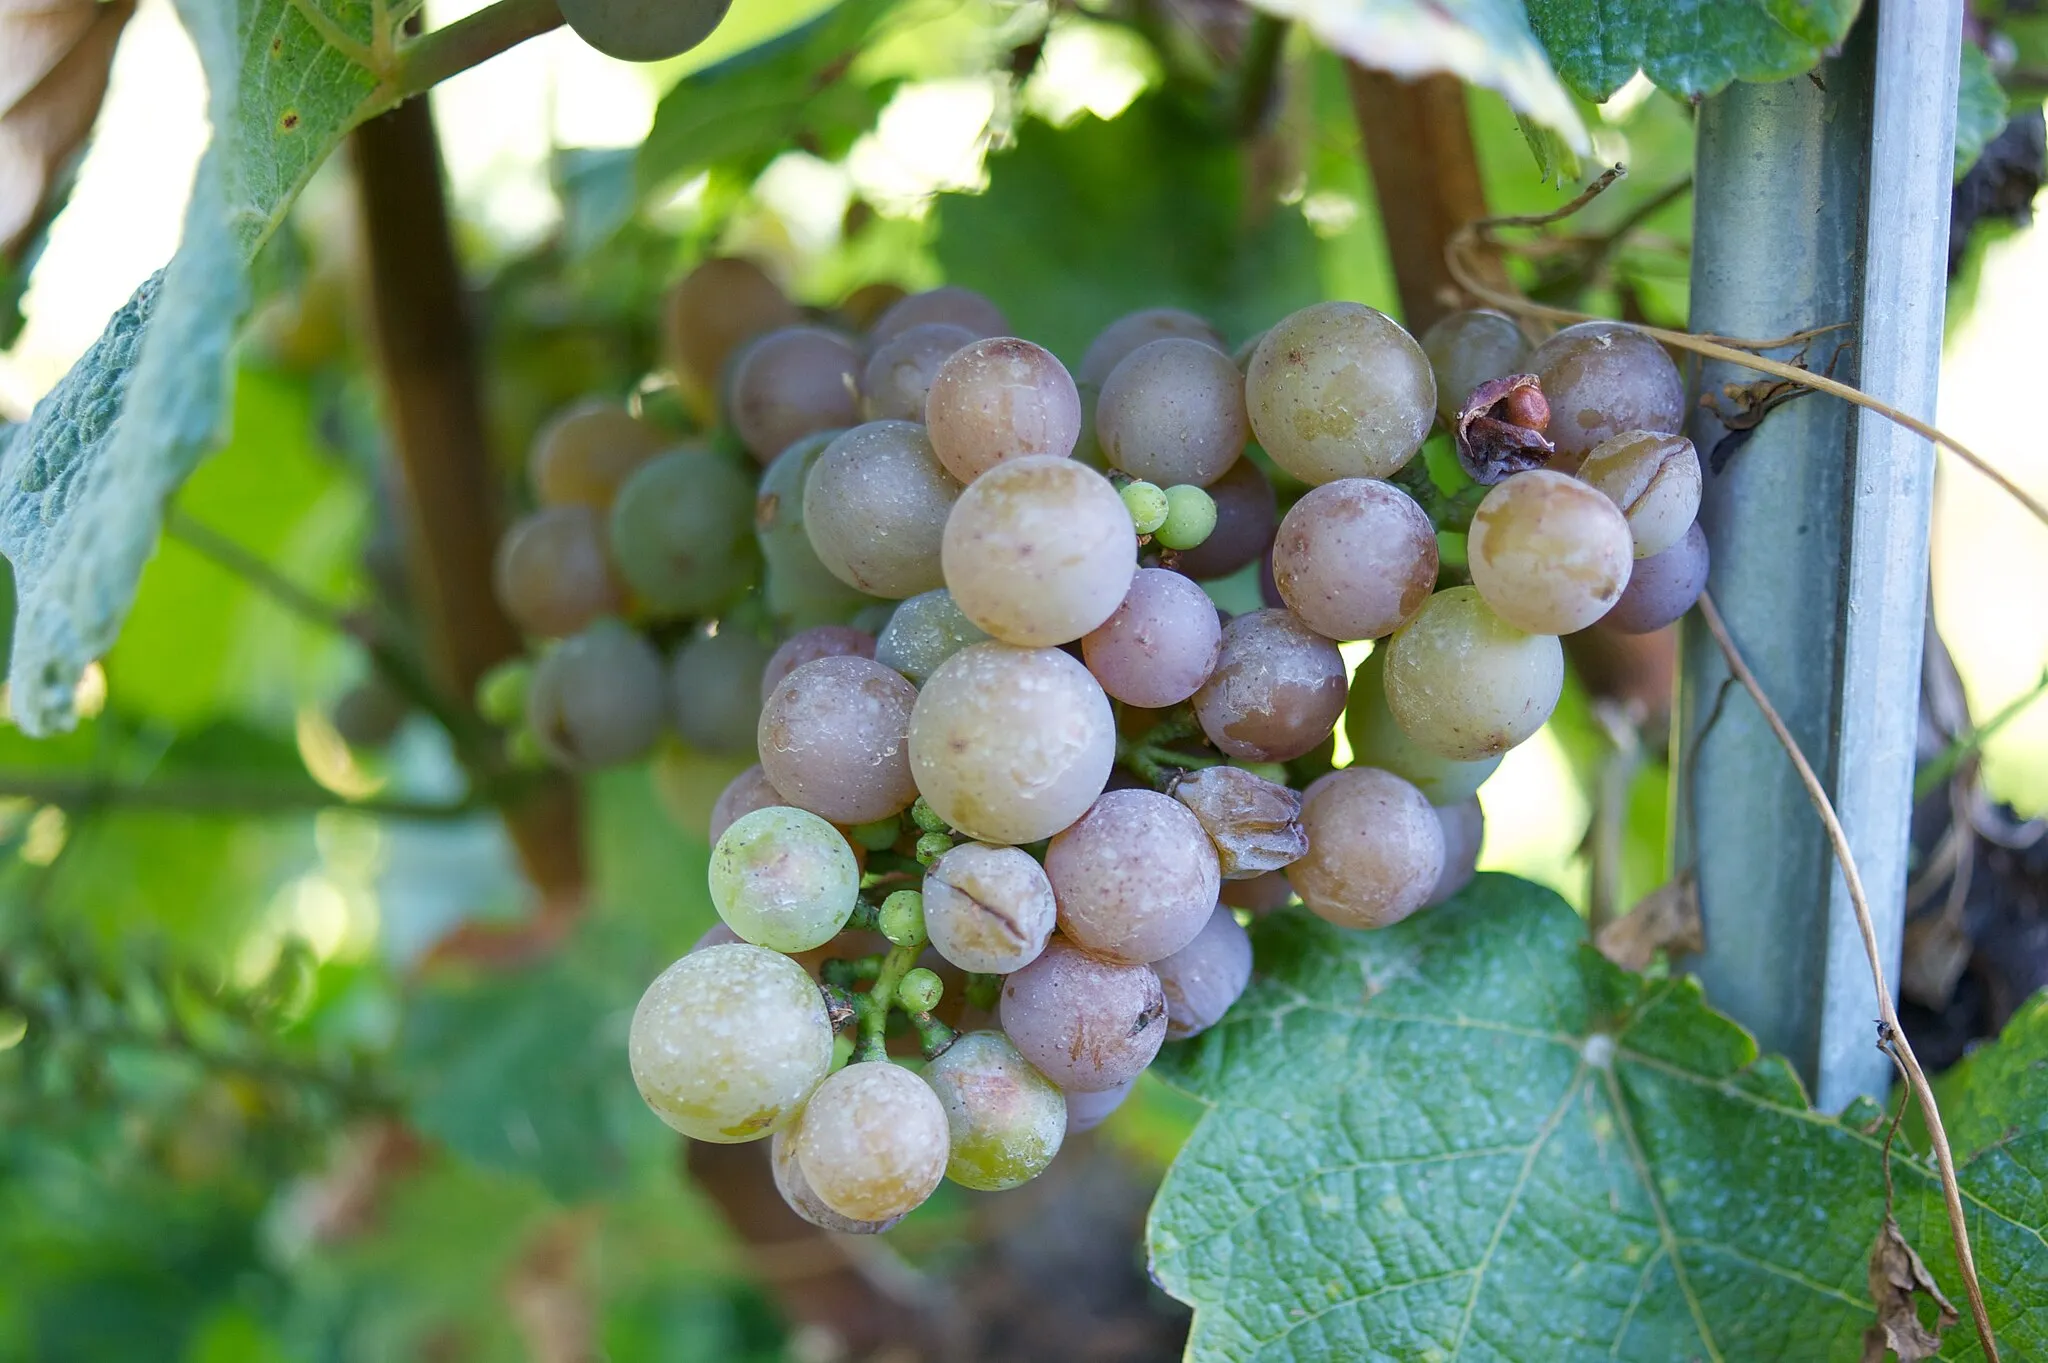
[1270, 478, 1438, 641]
[1080, 567, 1222, 708]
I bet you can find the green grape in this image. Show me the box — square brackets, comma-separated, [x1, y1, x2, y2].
[628, 944, 834, 1142]
[878, 889, 927, 948]
[755, 430, 875, 628]
[874, 589, 990, 684]
[793, 1060, 951, 1221]
[608, 445, 759, 618]
[668, 626, 775, 756]
[709, 805, 861, 952]
[849, 816, 902, 853]
[923, 1031, 1066, 1191]
[1382, 587, 1563, 761]
[527, 399, 670, 508]
[1467, 469, 1633, 634]
[897, 967, 944, 1014]
[1343, 648, 1501, 804]
[476, 658, 533, 726]
[1153, 484, 1218, 551]
[1576, 430, 1702, 559]
[526, 618, 667, 769]
[560, 0, 735, 64]
[1245, 302, 1434, 485]
[1120, 480, 1170, 535]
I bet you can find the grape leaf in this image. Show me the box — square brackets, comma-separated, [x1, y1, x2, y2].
[0, 0, 401, 736]
[1147, 875, 2044, 1362]
[1954, 42, 2010, 181]
[1526, 0, 1862, 102]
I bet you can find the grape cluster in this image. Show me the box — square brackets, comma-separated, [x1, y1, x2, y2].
[484, 259, 1706, 1230]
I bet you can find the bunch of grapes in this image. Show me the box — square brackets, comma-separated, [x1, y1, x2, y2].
[484, 258, 1706, 1231]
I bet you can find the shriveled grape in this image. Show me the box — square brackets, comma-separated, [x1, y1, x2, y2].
[1170, 456, 1277, 580]
[1287, 767, 1445, 930]
[1192, 608, 1348, 762]
[1529, 321, 1685, 466]
[771, 1128, 903, 1234]
[1170, 764, 1306, 878]
[1045, 789, 1220, 965]
[923, 1031, 1067, 1191]
[709, 805, 860, 952]
[494, 505, 622, 638]
[1342, 648, 1501, 804]
[1600, 520, 1708, 634]
[923, 842, 1057, 974]
[868, 286, 1008, 347]
[1270, 478, 1438, 641]
[925, 337, 1082, 482]
[761, 625, 876, 702]
[1095, 338, 1247, 488]
[1382, 587, 1564, 761]
[793, 1060, 950, 1221]
[875, 588, 991, 684]
[709, 764, 786, 843]
[1080, 567, 1222, 708]
[861, 322, 975, 422]
[731, 327, 863, 464]
[1077, 308, 1226, 388]
[662, 257, 801, 402]
[999, 938, 1167, 1092]
[1427, 798, 1484, 906]
[1420, 309, 1530, 425]
[528, 400, 670, 508]
[1576, 430, 1702, 559]
[1152, 905, 1252, 1039]
[1467, 469, 1633, 634]
[669, 626, 776, 755]
[609, 445, 759, 618]
[803, 421, 962, 599]
[526, 618, 667, 768]
[940, 456, 1136, 646]
[1244, 302, 1435, 484]
[757, 655, 918, 825]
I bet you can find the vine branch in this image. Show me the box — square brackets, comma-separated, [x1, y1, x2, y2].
[0, 770, 495, 820]
[389, 0, 566, 100]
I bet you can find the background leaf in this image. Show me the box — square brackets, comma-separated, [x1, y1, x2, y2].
[1954, 42, 2011, 181]
[1526, 0, 1862, 102]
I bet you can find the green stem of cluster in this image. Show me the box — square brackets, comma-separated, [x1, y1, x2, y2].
[911, 1012, 958, 1059]
[1390, 457, 1487, 534]
[964, 973, 1003, 1013]
[854, 942, 921, 1064]
[389, 0, 566, 101]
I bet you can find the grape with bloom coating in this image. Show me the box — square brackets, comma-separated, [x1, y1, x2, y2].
[758, 655, 919, 825]
[1096, 338, 1247, 488]
[874, 589, 991, 684]
[771, 1129, 903, 1234]
[1288, 767, 1445, 930]
[1078, 308, 1225, 387]
[526, 619, 666, 768]
[793, 1060, 950, 1221]
[1245, 302, 1435, 484]
[1420, 309, 1529, 425]
[1271, 478, 1438, 641]
[494, 505, 622, 638]
[1152, 905, 1252, 1039]
[1427, 798, 1484, 906]
[862, 322, 975, 422]
[941, 456, 1136, 646]
[1170, 764, 1306, 878]
[1342, 648, 1501, 804]
[999, 938, 1167, 1092]
[527, 400, 670, 508]
[709, 806, 860, 952]
[669, 626, 775, 755]
[923, 1031, 1067, 1190]
[1530, 321, 1685, 465]
[756, 430, 873, 628]
[908, 644, 1116, 845]
[1576, 430, 1702, 559]
[1383, 588, 1564, 761]
[761, 625, 876, 702]
[1046, 790, 1220, 965]
[663, 258, 801, 401]
[1467, 469, 1634, 634]
[1221, 870, 1294, 915]
[925, 337, 1083, 483]
[1601, 520, 1709, 634]
[1192, 608, 1348, 762]
[923, 842, 1058, 973]
[628, 944, 833, 1142]
[1170, 456, 1277, 579]
[609, 446, 759, 618]
[868, 286, 1009, 347]
[709, 764, 786, 843]
[1065, 1077, 1136, 1133]
[804, 421, 963, 599]
[731, 327, 863, 464]
[1081, 567, 1222, 708]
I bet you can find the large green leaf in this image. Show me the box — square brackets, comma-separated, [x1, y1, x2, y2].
[1954, 42, 2011, 181]
[1526, 0, 1862, 102]
[0, 0, 401, 737]
[1148, 875, 2044, 1362]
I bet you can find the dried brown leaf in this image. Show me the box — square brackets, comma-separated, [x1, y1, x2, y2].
[1860, 1214, 1958, 1363]
[1593, 874, 1702, 971]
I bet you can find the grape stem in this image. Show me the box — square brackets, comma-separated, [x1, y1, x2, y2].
[854, 942, 921, 1063]
[1389, 458, 1487, 533]
[386, 0, 566, 102]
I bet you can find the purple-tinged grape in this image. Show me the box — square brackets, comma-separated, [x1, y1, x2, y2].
[494, 505, 623, 639]
[609, 445, 759, 618]
[1426, 798, 1484, 906]
[1064, 1078, 1136, 1133]
[923, 1030, 1066, 1190]
[1420, 309, 1530, 425]
[1170, 765, 1306, 878]
[528, 400, 671, 508]
[1599, 520, 1708, 634]
[1152, 905, 1252, 1040]
[771, 1128, 903, 1234]
[1467, 469, 1633, 634]
[1287, 767, 1444, 930]
[868, 286, 1008, 348]
[1244, 302, 1434, 485]
[941, 456, 1136, 646]
[1078, 308, 1226, 388]
[758, 655, 918, 825]
[1343, 648, 1501, 804]
[1045, 790, 1221, 965]
[628, 944, 833, 1142]
[527, 618, 666, 768]
[1192, 608, 1348, 762]
[925, 337, 1083, 483]
[709, 805, 860, 952]
[1529, 321, 1685, 467]
[923, 843, 1057, 974]
[862, 322, 976, 422]
[999, 938, 1166, 1092]
[1270, 478, 1438, 642]
[662, 257, 801, 402]
[1080, 567, 1222, 708]
[793, 1060, 950, 1221]
[756, 430, 873, 628]
[875, 588, 991, 684]
[803, 421, 963, 599]
[1169, 456, 1277, 580]
[1096, 338, 1247, 488]
[1383, 587, 1563, 761]
[709, 765, 786, 844]
[1576, 430, 1702, 559]
[1220, 870, 1294, 915]
[669, 626, 776, 756]
[761, 625, 877, 702]
[731, 326, 863, 464]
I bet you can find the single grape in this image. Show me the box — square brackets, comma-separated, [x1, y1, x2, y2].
[709, 805, 860, 952]
[1529, 321, 1685, 466]
[878, 888, 928, 947]
[908, 643, 1116, 845]
[560, 0, 733, 64]
[476, 658, 532, 727]
[861, 322, 976, 422]
[1427, 798, 1484, 906]
[755, 429, 874, 628]
[662, 257, 801, 403]
[771, 1128, 903, 1234]
[793, 1060, 950, 1221]
[332, 675, 409, 749]
[1342, 648, 1501, 804]
[690, 921, 745, 953]
[1096, 338, 1248, 488]
[1576, 430, 1702, 559]
[1220, 869, 1295, 915]
[1120, 480, 1170, 535]
[1244, 302, 1435, 484]
[1080, 567, 1222, 709]
[803, 421, 963, 599]
[628, 944, 833, 1142]
[527, 400, 671, 509]
[925, 337, 1083, 482]
[1192, 608, 1348, 762]
[669, 626, 776, 756]
[1064, 1076, 1136, 1133]
[1045, 790, 1221, 965]
[1270, 478, 1438, 641]
[1420, 309, 1530, 425]
[1467, 469, 1634, 634]
[526, 618, 667, 768]
[837, 282, 908, 332]
[940, 456, 1137, 647]
[923, 842, 1058, 973]
[758, 655, 919, 825]
[1600, 520, 1709, 634]
[760, 625, 877, 703]
[1152, 905, 1252, 1040]
[608, 445, 759, 618]
[874, 588, 991, 684]
[999, 937, 1167, 1092]
[1170, 764, 1307, 878]
[709, 764, 787, 843]
[494, 505, 622, 639]
[1153, 484, 1218, 551]
[1169, 456, 1277, 580]
[898, 967, 944, 1015]
[1077, 308, 1226, 388]
[730, 327, 864, 464]
[867, 286, 1008, 348]
[922, 1030, 1066, 1190]
[1287, 767, 1445, 930]
[1383, 587, 1564, 761]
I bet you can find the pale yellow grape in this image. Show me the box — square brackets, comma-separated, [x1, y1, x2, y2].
[1576, 430, 1702, 559]
[923, 842, 1058, 973]
[627, 944, 833, 1142]
[794, 1061, 950, 1221]
[770, 1129, 903, 1234]
[941, 456, 1136, 646]
[1467, 469, 1633, 634]
[1383, 587, 1564, 761]
[1244, 302, 1435, 484]
[527, 400, 670, 508]
[1287, 767, 1444, 930]
[923, 1031, 1067, 1191]
[1342, 648, 1501, 804]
